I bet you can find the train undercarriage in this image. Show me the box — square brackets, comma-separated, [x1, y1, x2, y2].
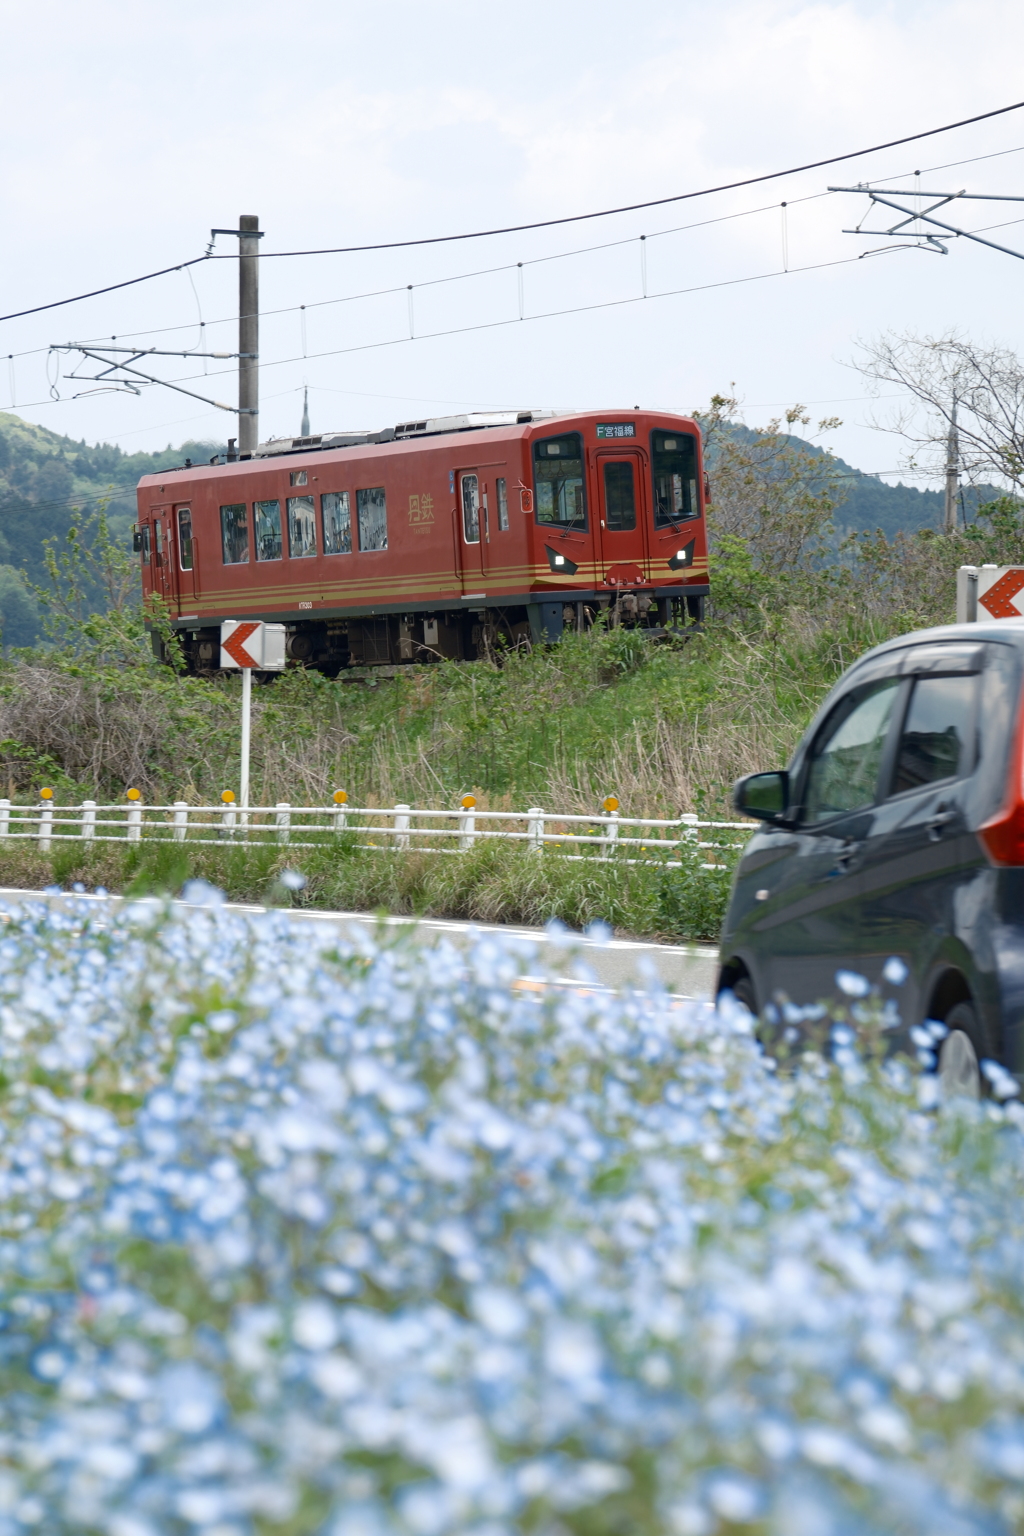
[170, 590, 706, 677]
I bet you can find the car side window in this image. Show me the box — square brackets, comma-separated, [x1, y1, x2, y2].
[803, 678, 900, 825]
[890, 674, 976, 795]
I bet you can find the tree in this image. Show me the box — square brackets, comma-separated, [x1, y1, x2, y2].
[856, 332, 1024, 493]
[28, 501, 179, 669]
[694, 394, 846, 621]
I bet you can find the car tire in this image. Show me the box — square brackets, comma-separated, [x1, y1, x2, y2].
[729, 973, 757, 1018]
[938, 1001, 982, 1100]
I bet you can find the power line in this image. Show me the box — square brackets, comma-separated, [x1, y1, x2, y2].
[89, 249, 910, 398]
[241, 100, 1024, 261]
[3, 97, 1023, 327]
[14, 136, 1024, 366]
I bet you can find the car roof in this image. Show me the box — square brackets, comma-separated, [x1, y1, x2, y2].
[853, 618, 1024, 667]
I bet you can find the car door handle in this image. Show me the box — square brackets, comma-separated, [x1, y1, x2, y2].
[834, 838, 861, 872]
[927, 806, 956, 841]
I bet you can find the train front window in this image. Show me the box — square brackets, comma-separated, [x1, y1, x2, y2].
[651, 430, 699, 527]
[287, 495, 317, 558]
[177, 507, 194, 571]
[255, 499, 283, 561]
[602, 461, 637, 530]
[534, 433, 587, 530]
[220, 503, 249, 564]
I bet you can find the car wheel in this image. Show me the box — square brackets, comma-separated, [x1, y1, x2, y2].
[729, 973, 757, 1017]
[937, 1001, 982, 1100]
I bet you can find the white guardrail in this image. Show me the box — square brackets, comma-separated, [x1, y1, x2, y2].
[0, 792, 753, 871]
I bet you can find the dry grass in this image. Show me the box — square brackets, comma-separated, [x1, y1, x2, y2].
[0, 615, 850, 820]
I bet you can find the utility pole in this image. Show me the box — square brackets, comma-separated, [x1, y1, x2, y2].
[944, 400, 959, 534]
[238, 214, 260, 456]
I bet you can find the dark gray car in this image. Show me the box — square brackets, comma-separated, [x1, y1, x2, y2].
[718, 620, 1024, 1094]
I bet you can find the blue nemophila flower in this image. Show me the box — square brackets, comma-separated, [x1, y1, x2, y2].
[0, 891, 1023, 1532]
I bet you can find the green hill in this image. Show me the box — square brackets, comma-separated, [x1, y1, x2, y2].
[0, 413, 223, 644]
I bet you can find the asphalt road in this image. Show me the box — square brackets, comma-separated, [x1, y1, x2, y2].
[0, 888, 720, 998]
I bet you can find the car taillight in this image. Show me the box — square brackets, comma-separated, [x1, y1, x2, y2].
[979, 688, 1024, 864]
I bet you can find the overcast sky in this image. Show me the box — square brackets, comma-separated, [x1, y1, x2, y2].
[3, 0, 1024, 484]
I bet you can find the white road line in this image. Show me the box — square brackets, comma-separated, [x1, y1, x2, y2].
[0, 888, 719, 998]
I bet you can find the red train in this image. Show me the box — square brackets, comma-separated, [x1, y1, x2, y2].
[135, 408, 709, 673]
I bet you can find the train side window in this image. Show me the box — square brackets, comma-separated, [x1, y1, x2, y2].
[155, 521, 163, 560]
[461, 474, 480, 543]
[290, 470, 307, 487]
[254, 499, 283, 561]
[650, 430, 699, 526]
[139, 524, 152, 561]
[496, 477, 509, 531]
[287, 495, 317, 558]
[322, 492, 352, 554]
[177, 507, 194, 571]
[220, 503, 249, 564]
[357, 487, 388, 551]
[533, 433, 587, 530]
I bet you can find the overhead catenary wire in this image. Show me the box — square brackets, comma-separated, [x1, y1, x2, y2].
[9, 136, 1024, 365]
[61, 249, 911, 403]
[3, 97, 1024, 326]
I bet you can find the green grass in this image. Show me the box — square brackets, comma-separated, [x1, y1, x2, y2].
[0, 614, 888, 819]
[0, 837, 732, 943]
[0, 612, 913, 941]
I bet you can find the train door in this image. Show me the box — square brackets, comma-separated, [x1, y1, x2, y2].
[173, 503, 196, 604]
[594, 450, 651, 584]
[149, 507, 173, 605]
[458, 472, 486, 593]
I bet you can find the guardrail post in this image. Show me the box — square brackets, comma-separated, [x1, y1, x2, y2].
[82, 800, 96, 842]
[458, 794, 477, 851]
[220, 801, 237, 840]
[275, 802, 291, 844]
[173, 802, 189, 842]
[38, 801, 53, 852]
[0, 799, 10, 839]
[333, 791, 348, 832]
[680, 813, 700, 848]
[527, 807, 545, 854]
[394, 803, 411, 851]
[458, 809, 476, 851]
[600, 811, 619, 860]
[127, 803, 142, 844]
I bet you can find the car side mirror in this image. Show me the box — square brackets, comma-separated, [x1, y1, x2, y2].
[734, 770, 789, 822]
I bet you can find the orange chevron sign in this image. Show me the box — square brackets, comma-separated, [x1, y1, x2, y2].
[979, 568, 1024, 619]
[221, 621, 261, 667]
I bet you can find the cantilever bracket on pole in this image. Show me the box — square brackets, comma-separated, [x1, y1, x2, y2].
[829, 185, 1024, 263]
[205, 226, 264, 256]
[47, 343, 256, 413]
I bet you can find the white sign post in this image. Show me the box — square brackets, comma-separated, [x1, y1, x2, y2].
[220, 621, 287, 816]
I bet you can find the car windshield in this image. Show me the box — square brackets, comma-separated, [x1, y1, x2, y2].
[534, 434, 587, 530]
[651, 430, 699, 527]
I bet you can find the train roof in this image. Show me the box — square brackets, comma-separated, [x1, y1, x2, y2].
[256, 409, 563, 458]
[137, 407, 701, 480]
